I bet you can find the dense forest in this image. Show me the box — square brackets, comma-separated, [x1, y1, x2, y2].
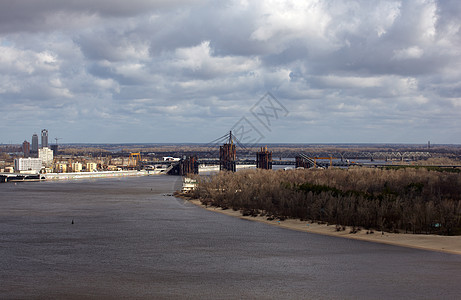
[190, 167, 461, 235]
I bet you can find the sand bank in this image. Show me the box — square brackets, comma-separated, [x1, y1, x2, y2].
[188, 199, 461, 256]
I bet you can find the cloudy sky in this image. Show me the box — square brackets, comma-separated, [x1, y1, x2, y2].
[1, 0, 460, 144]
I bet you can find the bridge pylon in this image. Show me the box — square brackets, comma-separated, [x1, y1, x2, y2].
[220, 131, 236, 172]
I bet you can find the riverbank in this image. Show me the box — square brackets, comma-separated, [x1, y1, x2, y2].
[187, 198, 461, 255]
[44, 170, 159, 180]
[1, 170, 164, 182]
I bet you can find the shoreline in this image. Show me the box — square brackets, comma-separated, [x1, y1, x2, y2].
[1, 170, 164, 182]
[186, 198, 461, 256]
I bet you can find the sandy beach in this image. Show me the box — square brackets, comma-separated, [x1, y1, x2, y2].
[188, 199, 461, 255]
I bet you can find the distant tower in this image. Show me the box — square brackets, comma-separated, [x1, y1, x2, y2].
[50, 144, 58, 156]
[428, 141, 430, 149]
[256, 146, 272, 169]
[22, 140, 30, 157]
[219, 131, 236, 172]
[41, 129, 48, 148]
[31, 133, 39, 154]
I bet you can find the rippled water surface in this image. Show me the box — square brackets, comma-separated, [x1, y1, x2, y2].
[1, 176, 461, 299]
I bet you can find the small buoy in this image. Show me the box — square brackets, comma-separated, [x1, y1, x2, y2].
[71, 219, 74, 224]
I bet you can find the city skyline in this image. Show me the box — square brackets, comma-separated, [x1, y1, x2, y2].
[1, 1, 460, 144]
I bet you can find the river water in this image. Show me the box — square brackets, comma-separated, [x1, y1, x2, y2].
[1, 176, 460, 299]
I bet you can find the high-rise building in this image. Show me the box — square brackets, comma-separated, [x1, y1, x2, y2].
[50, 144, 58, 156]
[22, 140, 30, 157]
[38, 147, 53, 167]
[31, 133, 39, 154]
[41, 129, 48, 148]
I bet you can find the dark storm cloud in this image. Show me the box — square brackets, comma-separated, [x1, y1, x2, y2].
[0, 0, 199, 33]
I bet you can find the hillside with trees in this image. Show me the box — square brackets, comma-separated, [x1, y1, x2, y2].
[191, 168, 461, 235]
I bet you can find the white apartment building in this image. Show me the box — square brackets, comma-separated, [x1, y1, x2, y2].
[14, 158, 43, 172]
[38, 147, 54, 167]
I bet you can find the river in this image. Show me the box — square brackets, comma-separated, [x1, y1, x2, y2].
[1, 176, 460, 299]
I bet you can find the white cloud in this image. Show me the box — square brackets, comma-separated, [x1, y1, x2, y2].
[392, 46, 424, 60]
[94, 78, 120, 93]
[173, 41, 260, 77]
[317, 75, 383, 88]
[250, 1, 330, 42]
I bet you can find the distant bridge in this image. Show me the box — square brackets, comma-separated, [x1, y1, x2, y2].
[293, 151, 431, 160]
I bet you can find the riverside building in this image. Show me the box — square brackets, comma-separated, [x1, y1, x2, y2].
[71, 162, 83, 172]
[38, 147, 54, 167]
[55, 163, 68, 173]
[14, 158, 42, 173]
[86, 162, 97, 172]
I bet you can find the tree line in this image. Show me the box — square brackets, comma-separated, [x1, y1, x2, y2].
[190, 167, 461, 235]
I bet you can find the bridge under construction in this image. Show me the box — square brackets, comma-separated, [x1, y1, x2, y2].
[140, 131, 437, 175]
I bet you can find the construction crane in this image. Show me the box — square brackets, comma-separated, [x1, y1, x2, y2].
[54, 137, 62, 145]
[128, 152, 141, 168]
[313, 156, 336, 168]
[298, 153, 336, 168]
